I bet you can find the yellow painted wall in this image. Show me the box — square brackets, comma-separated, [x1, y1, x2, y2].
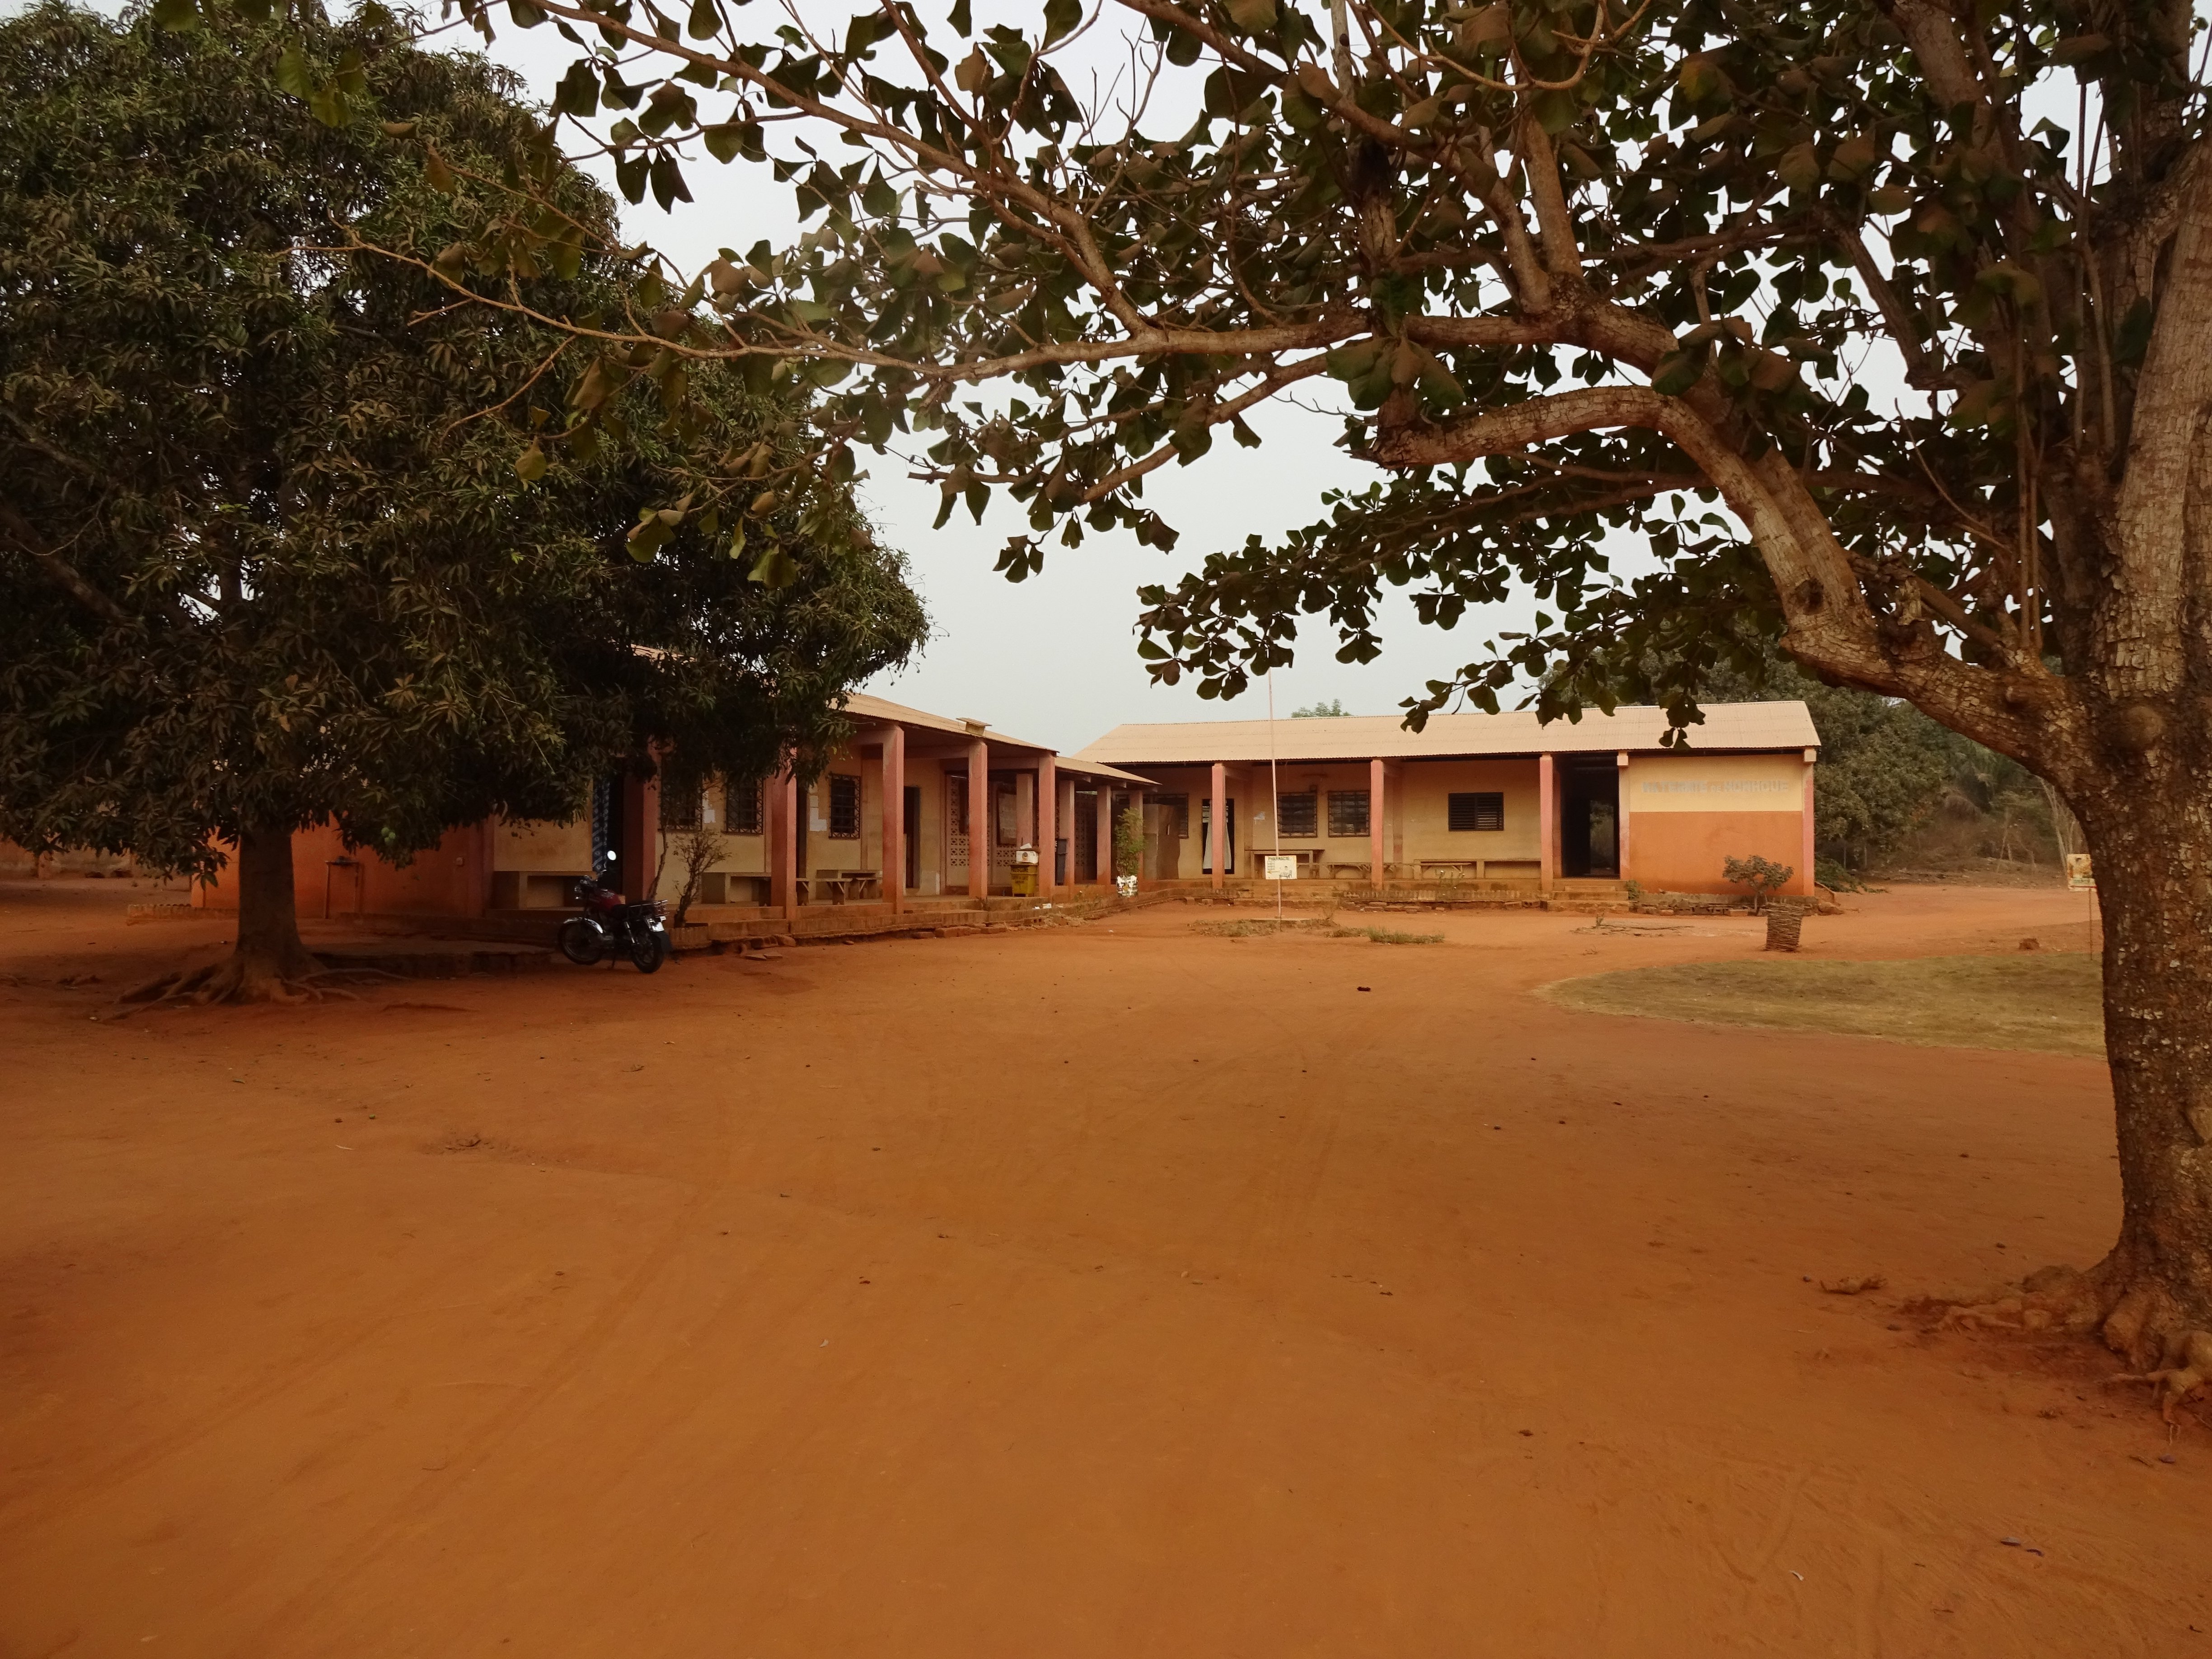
[1622, 752, 1810, 895]
[1388, 759, 1544, 867]
[496, 815, 592, 872]
[1245, 761, 1374, 870]
[1622, 752, 1804, 814]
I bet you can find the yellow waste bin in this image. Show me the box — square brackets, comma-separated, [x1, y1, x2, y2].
[1010, 844, 1039, 897]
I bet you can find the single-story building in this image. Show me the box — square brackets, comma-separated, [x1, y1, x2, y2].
[1069, 702, 1820, 897]
[190, 692, 1155, 926]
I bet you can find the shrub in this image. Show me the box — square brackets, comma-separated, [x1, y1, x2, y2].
[1113, 804, 1146, 878]
[1815, 856, 1869, 893]
[1722, 853, 1795, 913]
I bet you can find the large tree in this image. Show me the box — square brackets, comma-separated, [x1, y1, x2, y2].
[0, 2, 924, 1000]
[173, 0, 2211, 1361]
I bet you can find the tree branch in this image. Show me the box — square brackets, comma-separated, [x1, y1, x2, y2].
[0, 501, 130, 626]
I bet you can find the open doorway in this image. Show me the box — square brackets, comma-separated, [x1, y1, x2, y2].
[1560, 760, 1619, 878]
[1073, 789, 1099, 882]
[1201, 796, 1236, 875]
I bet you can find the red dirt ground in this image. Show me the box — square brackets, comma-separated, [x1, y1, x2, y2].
[1, 877, 2202, 1657]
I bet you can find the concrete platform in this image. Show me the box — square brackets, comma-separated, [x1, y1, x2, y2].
[313, 941, 560, 979]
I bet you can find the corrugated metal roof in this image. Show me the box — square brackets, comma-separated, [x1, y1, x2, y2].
[1072, 702, 1818, 767]
[840, 692, 1156, 785]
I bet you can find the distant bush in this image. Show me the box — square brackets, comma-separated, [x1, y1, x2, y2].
[1815, 856, 1869, 893]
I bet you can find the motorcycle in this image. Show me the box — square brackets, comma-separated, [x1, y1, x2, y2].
[558, 878, 671, 973]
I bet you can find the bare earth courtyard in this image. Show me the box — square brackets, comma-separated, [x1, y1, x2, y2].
[1, 879, 2203, 1655]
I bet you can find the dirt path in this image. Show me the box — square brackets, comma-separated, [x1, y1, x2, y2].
[1, 880, 2200, 1656]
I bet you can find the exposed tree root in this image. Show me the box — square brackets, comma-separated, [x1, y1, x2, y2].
[1919, 1261, 2212, 1425]
[1926, 1264, 2105, 1336]
[117, 956, 394, 1010]
[2109, 1329, 2212, 1425]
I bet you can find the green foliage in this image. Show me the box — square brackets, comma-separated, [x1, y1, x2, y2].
[141, 0, 2203, 791]
[1291, 699, 1349, 717]
[1701, 650, 1950, 867]
[0, 3, 924, 879]
[1814, 856, 1870, 893]
[1722, 853, 1794, 911]
[1921, 727, 2062, 865]
[1111, 802, 1144, 877]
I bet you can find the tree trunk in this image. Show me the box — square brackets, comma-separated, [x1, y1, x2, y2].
[118, 821, 323, 1004]
[230, 821, 320, 993]
[2074, 782, 2212, 1361]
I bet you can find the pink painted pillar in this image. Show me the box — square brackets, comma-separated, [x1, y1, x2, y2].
[770, 770, 798, 920]
[1538, 752, 1556, 894]
[879, 724, 905, 914]
[1801, 749, 1818, 895]
[1616, 750, 1631, 881]
[1368, 756, 1386, 883]
[1036, 754, 1057, 895]
[1056, 774, 1076, 891]
[1095, 783, 1114, 887]
[474, 816, 497, 918]
[1210, 761, 1228, 887]
[967, 739, 989, 899]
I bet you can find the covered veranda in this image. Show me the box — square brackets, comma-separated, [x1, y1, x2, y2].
[637, 694, 1158, 928]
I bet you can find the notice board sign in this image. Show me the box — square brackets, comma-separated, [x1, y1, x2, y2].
[2066, 853, 2095, 891]
[1263, 855, 1298, 881]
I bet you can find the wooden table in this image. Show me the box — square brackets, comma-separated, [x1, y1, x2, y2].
[800, 869, 882, 904]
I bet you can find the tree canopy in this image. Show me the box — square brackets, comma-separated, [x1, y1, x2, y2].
[219, 0, 2192, 748]
[0, 1, 926, 992]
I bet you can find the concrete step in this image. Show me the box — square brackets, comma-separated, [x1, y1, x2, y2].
[315, 941, 559, 979]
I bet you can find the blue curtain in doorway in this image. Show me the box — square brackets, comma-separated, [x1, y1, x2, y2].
[590, 775, 614, 878]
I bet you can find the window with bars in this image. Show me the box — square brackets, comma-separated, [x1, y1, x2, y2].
[1276, 791, 1319, 838]
[1448, 791, 1505, 832]
[726, 778, 764, 836]
[827, 773, 862, 839]
[659, 780, 702, 830]
[1326, 789, 1370, 837]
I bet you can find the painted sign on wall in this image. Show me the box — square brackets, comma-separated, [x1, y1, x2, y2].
[1626, 754, 1804, 812]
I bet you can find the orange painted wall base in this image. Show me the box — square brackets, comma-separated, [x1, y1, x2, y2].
[192, 821, 493, 920]
[1624, 811, 1812, 896]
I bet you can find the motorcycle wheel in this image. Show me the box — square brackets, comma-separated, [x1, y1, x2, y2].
[631, 927, 668, 974]
[558, 916, 608, 966]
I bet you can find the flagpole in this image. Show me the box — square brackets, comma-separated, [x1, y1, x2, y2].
[1268, 669, 1283, 923]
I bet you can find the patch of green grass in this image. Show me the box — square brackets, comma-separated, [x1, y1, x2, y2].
[1190, 917, 1331, 938]
[1331, 925, 1444, 945]
[1187, 917, 1443, 944]
[1541, 952, 2104, 1056]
